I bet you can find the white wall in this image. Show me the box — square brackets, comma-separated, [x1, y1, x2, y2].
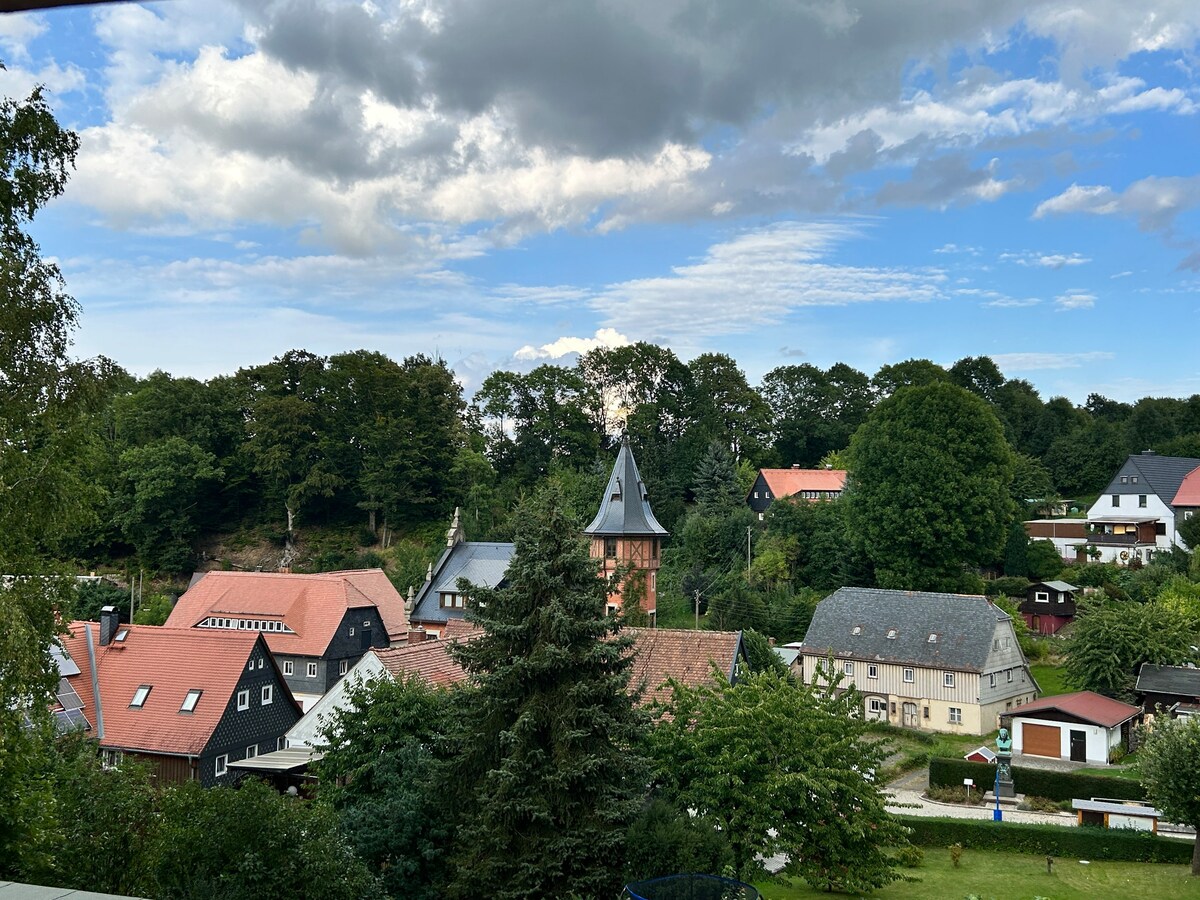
[286, 653, 386, 749]
[1012, 715, 1116, 765]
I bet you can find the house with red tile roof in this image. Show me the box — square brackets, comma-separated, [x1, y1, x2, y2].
[166, 569, 405, 710]
[60, 607, 301, 786]
[1002, 690, 1141, 765]
[747, 467, 847, 519]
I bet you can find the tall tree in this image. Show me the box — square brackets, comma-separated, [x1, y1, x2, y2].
[1137, 716, 1200, 875]
[687, 352, 769, 461]
[847, 381, 1015, 591]
[446, 485, 647, 900]
[1064, 601, 1198, 700]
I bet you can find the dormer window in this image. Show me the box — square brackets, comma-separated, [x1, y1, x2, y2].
[851, 625, 863, 636]
[928, 633, 938, 643]
[1121, 476, 1128, 483]
[130, 685, 151, 708]
[180, 689, 202, 713]
[612, 478, 622, 500]
[886, 628, 897, 640]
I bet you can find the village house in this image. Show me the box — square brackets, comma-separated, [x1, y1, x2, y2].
[746, 467, 847, 520]
[166, 569, 405, 711]
[799, 587, 1037, 736]
[1017, 580, 1079, 635]
[1136, 663, 1200, 721]
[59, 607, 301, 786]
[1003, 691, 1141, 764]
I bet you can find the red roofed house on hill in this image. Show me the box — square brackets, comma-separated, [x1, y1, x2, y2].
[166, 568, 405, 711]
[60, 607, 301, 786]
[747, 467, 848, 520]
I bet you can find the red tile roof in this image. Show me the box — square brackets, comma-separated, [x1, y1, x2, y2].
[440, 618, 484, 642]
[371, 626, 743, 707]
[1008, 690, 1141, 728]
[166, 569, 407, 655]
[60, 623, 282, 756]
[758, 468, 847, 499]
[1172, 465, 1200, 507]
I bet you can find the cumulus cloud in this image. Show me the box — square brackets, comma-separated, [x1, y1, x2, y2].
[1055, 290, 1097, 310]
[514, 328, 630, 361]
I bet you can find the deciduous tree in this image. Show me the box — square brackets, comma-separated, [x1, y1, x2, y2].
[1064, 601, 1198, 700]
[1137, 716, 1200, 875]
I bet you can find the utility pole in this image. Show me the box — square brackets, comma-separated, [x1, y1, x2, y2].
[695, 589, 702, 631]
[746, 525, 752, 579]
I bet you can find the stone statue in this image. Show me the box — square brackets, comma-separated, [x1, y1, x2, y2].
[996, 727, 1012, 754]
[995, 726, 1014, 797]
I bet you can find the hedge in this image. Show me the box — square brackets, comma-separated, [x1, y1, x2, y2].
[928, 756, 1146, 803]
[898, 815, 1192, 864]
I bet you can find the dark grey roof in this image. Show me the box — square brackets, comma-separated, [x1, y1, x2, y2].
[1105, 452, 1200, 502]
[584, 435, 668, 537]
[410, 541, 515, 625]
[799, 586, 1009, 673]
[1136, 663, 1200, 697]
[1038, 580, 1078, 593]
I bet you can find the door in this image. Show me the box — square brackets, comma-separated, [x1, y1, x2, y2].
[1069, 729, 1087, 762]
[1031, 615, 1040, 632]
[1023, 722, 1061, 758]
[360, 619, 372, 650]
[902, 702, 918, 727]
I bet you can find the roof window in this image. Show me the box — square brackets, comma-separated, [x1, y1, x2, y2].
[928, 633, 939, 643]
[115, 629, 129, 642]
[130, 685, 152, 708]
[886, 628, 898, 640]
[851, 625, 863, 636]
[180, 689, 202, 713]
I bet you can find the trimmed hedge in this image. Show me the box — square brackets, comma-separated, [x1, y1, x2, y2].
[928, 756, 1146, 803]
[898, 815, 1192, 864]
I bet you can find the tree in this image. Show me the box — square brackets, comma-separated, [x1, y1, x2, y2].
[1137, 716, 1200, 875]
[649, 669, 909, 889]
[693, 439, 742, 512]
[445, 484, 648, 900]
[1064, 601, 1198, 700]
[846, 381, 1015, 591]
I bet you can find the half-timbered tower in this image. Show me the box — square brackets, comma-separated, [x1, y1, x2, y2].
[584, 434, 669, 619]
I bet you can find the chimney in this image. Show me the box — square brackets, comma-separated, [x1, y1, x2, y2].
[407, 626, 428, 644]
[99, 606, 120, 646]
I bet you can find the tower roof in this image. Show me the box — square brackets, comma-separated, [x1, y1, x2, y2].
[584, 434, 668, 536]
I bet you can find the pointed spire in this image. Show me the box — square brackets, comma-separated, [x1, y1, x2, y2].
[584, 432, 668, 536]
[446, 506, 465, 547]
[426, 561, 433, 582]
[405, 585, 415, 615]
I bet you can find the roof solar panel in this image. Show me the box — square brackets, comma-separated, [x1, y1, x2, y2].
[50, 643, 81, 677]
[53, 708, 91, 733]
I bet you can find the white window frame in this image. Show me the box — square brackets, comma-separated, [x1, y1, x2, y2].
[130, 685, 152, 708]
[247, 660, 254, 672]
[339, 659, 349, 676]
[867, 664, 878, 679]
[1007, 669, 1014, 683]
[180, 689, 202, 713]
[261, 684, 273, 705]
[843, 661, 854, 676]
[283, 661, 293, 676]
[944, 672, 955, 688]
[948, 707, 962, 724]
[306, 662, 318, 678]
[215, 755, 228, 777]
[1035, 591, 1049, 603]
[868, 698, 886, 713]
[902, 667, 913, 683]
[257, 658, 264, 669]
[349, 626, 355, 636]
[989, 673, 996, 688]
[237, 689, 249, 711]
[245, 744, 258, 759]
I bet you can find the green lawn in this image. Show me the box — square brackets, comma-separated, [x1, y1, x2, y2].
[1077, 760, 1143, 781]
[755, 848, 1200, 899]
[1032, 663, 1072, 697]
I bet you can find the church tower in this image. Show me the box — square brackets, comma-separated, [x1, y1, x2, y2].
[584, 433, 669, 619]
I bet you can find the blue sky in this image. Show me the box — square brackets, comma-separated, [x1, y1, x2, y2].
[5, 0, 1200, 402]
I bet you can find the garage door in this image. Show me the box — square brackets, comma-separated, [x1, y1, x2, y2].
[1022, 722, 1061, 759]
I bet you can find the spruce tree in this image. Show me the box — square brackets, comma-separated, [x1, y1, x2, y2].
[446, 484, 648, 900]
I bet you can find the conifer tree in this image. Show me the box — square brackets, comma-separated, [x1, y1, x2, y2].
[446, 484, 648, 900]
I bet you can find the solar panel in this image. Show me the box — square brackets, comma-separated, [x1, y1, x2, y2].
[49, 643, 81, 677]
[53, 708, 91, 733]
[56, 679, 84, 711]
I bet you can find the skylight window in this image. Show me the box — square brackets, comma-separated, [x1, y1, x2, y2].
[851, 625, 863, 635]
[886, 628, 897, 640]
[115, 629, 129, 642]
[180, 689, 202, 713]
[928, 633, 938, 643]
[130, 685, 152, 708]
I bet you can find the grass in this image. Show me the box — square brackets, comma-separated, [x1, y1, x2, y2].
[1077, 759, 1143, 781]
[754, 848, 1200, 899]
[1032, 663, 1072, 697]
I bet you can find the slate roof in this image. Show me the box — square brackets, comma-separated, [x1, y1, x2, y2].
[1136, 663, 1200, 698]
[756, 468, 847, 499]
[167, 569, 407, 655]
[1104, 452, 1200, 503]
[584, 434, 668, 536]
[409, 541, 515, 625]
[1172, 466, 1200, 507]
[799, 587, 1009, 673]
[60, 623, 292, 756]
[1007, 690, 1140, 728]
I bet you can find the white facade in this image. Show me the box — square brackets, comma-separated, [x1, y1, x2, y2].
[1010, 715, 1120, 765]
[285, 653, 385, 749]
[1085, 491, 1176, 564]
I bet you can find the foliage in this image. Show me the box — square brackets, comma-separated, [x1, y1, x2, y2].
[72, 579, 128, 621]
[623, 798, 733, 883]
[928, 756, 1145, 803]
[739, 628, 788, 675]
[992, 596, 1038, 660]
[649, 669, 910, 891]
[1026, 540, 1064, 581]
[760, 495, 857, 593]
[846, 381, 1015, 591]
[147, 779, 377, 899]
[1137, 716, 1200, 874]
[1064, 600, 1198, 700]
[132, 592, 175, 625]
[1178, 513, 1200, 550]
[899, 815, 1192, 864]
[445, 484, 648, 900]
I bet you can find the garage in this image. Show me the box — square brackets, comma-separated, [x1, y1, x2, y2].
[1022, 722, 1060, 758]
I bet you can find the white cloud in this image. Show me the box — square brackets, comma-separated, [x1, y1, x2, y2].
[1033, 184, 1119, 218]
[1055, 290, 1097, 310]
[0, 13, 45, 63]
[999, 250, 1091, 268]
[934, 243, 981, 255]
[984, 296, 1042, 308]
[514, 328, 630, 361]
[990, 350, 1115, 370]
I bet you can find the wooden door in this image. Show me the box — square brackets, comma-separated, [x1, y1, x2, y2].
[902, 702, 918, 727]
[1069, 729, 1087, 762]
[1023, 722, 1061, 758]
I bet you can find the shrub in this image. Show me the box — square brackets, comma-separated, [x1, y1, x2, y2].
[985, 576, 1031, 598]
[949, 842, 963, 868]
[928, 757, 1145, 803]
[899, 816, 1191, 864]
[925, 785, 985, 806]
[1018, 796, 1064, 813]
[894, 844, 924, 868]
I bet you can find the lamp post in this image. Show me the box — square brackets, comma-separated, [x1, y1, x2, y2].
[993, 764, 1003, 822]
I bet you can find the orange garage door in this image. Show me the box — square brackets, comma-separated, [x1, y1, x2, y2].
[1022, 722, 1061, 758]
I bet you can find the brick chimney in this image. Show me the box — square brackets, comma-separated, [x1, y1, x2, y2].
[407, 626, 428, 644]
[99, 606, 120, 646]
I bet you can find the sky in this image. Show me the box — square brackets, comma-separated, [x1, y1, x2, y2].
[5, 0, 1200, 403]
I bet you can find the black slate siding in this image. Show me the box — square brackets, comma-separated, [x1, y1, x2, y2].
[322, 607, 389, 693]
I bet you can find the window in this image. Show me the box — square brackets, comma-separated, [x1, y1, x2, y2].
[245, 744, 258, 759]
[753, 491, 759, 498]
[261, 685, 273, 705]
[868, 698, 886, 713]
[604, 537, 617, 558]
[843, 661, 854, 676]
[115, 629, 128, 642]
[1035, 591, 1049, 603]
[948, 707, 962, 724]
[306, 662, 317, 678]
[651, 539, 659, 560]
[989, 673, 996, 688]
[886, 628, 897, 640]
[130, 685, 152, 708]
[180, 689, 202, 713]
[1120, 475, 1128, 484]
[902, 667, 914, 683]
[927, 633, 938, 643]
[101, 749, 123, 769]
[1112, 494, 1120, 507]
[248, 660, 254, 672]
[923, 706, 930, 719]
[993, 638, 1000, 649]
[215, 755, 228, 777]
[1139, 495, 1147, 508]
[283, 661, 293, 676]
[1131, 475, 1138, 483]
[943, 672, 955, 688]
[237, 689, 249, 710]
[277, 737, 287, 751]
[339, 659, 349, 676]
[1007, 669, 1014, 683]
[349, 626, 355, 636]
[867, 664, 878, 679]
[257, 658, 263, 669]
[851, 625, 863, 635]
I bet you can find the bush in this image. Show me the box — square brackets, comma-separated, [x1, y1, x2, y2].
[899, 816, 1192, 864]
[985, 576, 1031, 598]
[894, 844, 924, 868]
[925, 785, 985, 806]
[928, 757, 1145, 803]
[1018, 796, 1066, 813]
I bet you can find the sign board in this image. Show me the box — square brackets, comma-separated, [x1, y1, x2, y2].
[963, 778, 974, 787]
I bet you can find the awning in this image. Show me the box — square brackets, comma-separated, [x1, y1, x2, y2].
[228, 748, 323, 772]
